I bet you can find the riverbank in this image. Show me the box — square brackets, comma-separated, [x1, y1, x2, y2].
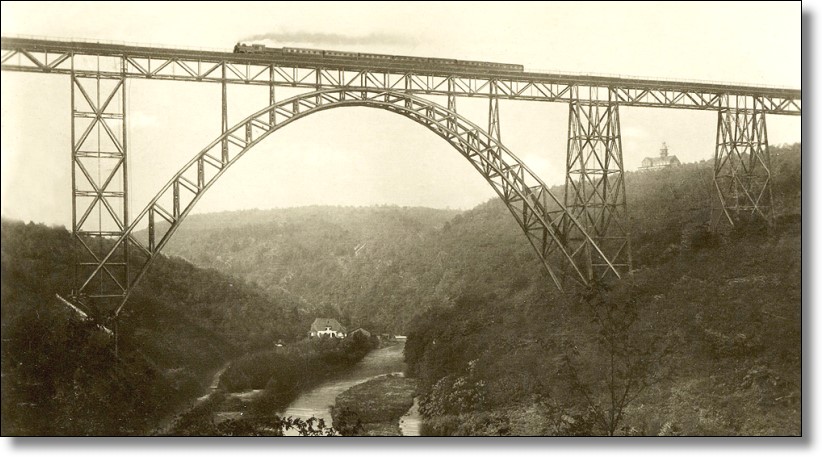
[151, 361, 232, 435]
[159, 340, 416, 436]
[331, 374, 417, 436]
[220, 335, 376, 412]
[160, 336, 377, 435]
[280, 342, 407, 434]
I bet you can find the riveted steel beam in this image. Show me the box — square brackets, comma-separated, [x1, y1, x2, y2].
[561, 87, 631, 283]
[713, 95, 774, 228]
[0, 37, 800, 115]
[69, 53, 130, 319]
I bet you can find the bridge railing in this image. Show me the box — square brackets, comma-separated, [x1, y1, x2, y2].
[3, 34, 797, 92]
[4, 33, 229, 54]
[527, 67, 797, 91]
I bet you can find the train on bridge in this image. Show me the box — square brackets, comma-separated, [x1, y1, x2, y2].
[234, 43, 525, 74]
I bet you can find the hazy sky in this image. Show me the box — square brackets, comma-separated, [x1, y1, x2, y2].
[0, 1, 801, 228]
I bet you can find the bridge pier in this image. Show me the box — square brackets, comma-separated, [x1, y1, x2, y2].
[562, 87, 632, 283]
[713, 96, 773, 228]
[69, 55, 130, 318]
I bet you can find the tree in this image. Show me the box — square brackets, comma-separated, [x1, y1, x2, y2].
[561, 283, 671, 436]
[329, 406, 364, 436]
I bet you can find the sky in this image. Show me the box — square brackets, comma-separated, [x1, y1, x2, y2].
[0, 1, 802, 228]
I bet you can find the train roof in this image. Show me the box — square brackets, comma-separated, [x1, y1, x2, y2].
[240, 44, 523, 69]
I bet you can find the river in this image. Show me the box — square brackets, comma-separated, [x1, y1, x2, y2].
[281, 342, 421, 436]
[163, 342, 421, 435]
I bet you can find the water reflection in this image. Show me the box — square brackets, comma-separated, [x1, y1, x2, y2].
[280, 342, 420, 435]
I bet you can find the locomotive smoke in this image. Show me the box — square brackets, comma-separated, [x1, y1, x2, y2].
[239, 31, 416, 47]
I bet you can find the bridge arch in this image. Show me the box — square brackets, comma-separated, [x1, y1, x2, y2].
[76, 88, 618, 317]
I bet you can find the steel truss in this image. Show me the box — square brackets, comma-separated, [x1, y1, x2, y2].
[488, 84, 501, 141]
[713, 96, 774, 227]
[0, 37, 801, 115]
[75, 88, 618, 318]
[69, 55, 132, 317]
[562, 87, 631, 282]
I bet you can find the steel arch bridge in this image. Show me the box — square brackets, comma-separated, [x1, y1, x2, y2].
[0, 37, 801, 323]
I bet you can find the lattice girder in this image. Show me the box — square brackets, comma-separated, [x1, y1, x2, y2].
[70, 58, 130, 316]
[561, 88, 632, 282]
[76, 88, 620, 317]
[713, 96, 773, 227]
[0, 37, 801, 115]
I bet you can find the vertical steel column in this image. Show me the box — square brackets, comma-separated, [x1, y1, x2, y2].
[121, 57, 130, 303]
[713, 95, 773, 228]
[269, 65, 276, 125]
[70, 54, 129, 318]
[563, 86, 632, 283]
[221, 62, 228, 163]
[488, 82, 500, 141]
[447, 78, 456, 131]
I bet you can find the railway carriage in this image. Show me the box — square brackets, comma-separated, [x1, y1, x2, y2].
[233, 43, 524, 74]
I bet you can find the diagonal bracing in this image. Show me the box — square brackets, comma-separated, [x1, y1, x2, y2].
[561, 87, 632, 282]
[70, 55, 131, 318]
[713, 95, 773, 228]
[75, 88, 619, 318]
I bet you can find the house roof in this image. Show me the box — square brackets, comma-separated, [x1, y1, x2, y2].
[351, 328, 371, 337]
[310, 317, 347, 333]
[641, 155, 680, 168]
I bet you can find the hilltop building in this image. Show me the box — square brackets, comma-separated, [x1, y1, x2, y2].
[640, 143, 681, 170]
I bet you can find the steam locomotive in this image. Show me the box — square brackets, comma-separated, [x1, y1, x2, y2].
[233, 43, 524, 74]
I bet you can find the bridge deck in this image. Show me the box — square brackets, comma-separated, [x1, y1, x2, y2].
[0, 36, 801, 114]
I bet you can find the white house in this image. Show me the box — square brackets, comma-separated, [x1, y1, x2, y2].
[640, 143, 681, 170]
[309, 318, 347, 338]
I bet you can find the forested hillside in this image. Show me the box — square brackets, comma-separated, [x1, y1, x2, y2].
[3, 143, 799, 436]
[158, 144, 801, 337]
[403, 143, 802, 435]
[157, 143, 801, 435]
[158, 206, 461, 332]
[1, 220, 311, 435]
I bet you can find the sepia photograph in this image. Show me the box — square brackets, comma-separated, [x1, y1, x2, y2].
[0, 0, 807, 445]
